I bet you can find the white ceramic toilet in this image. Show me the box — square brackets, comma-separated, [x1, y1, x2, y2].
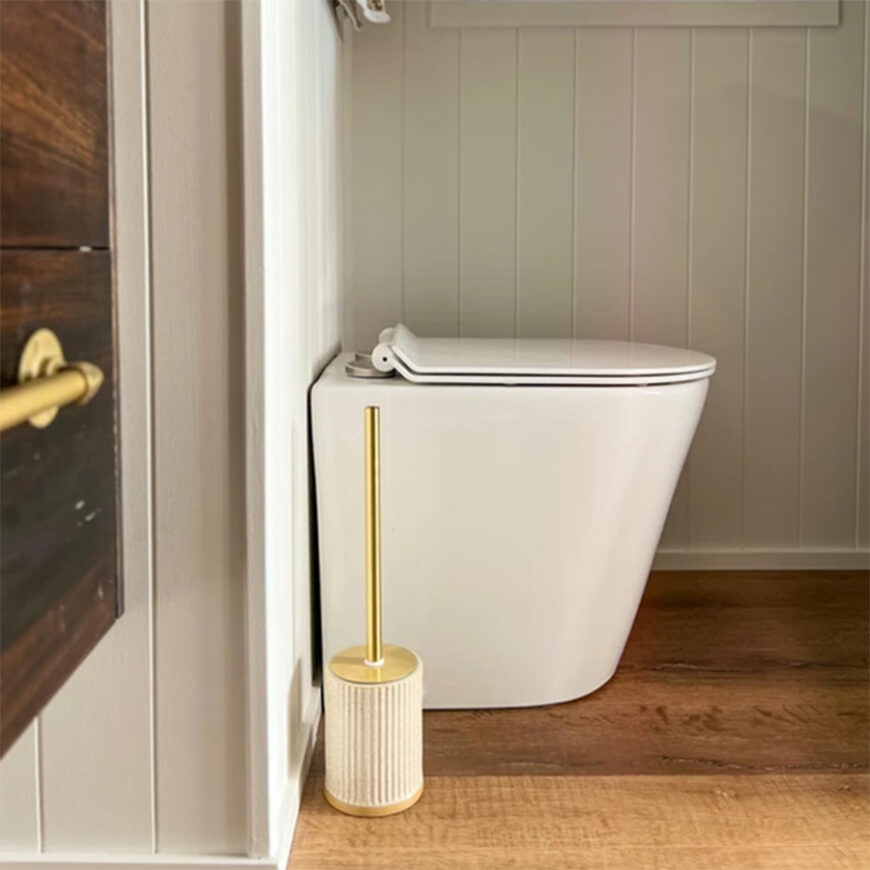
[312, 325, 715, 709]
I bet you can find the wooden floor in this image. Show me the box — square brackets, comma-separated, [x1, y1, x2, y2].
[289, 571, 869, 870]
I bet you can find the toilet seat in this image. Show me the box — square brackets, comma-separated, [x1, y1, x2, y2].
[371, 324, 716, 386]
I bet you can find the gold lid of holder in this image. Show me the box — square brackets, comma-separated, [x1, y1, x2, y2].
[329, 644, 419, 684]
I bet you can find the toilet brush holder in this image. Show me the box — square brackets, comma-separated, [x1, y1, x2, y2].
[324, 406, 423, 816]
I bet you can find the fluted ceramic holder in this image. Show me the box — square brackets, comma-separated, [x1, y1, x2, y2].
[323, 407, 424, 816]
[324, 648, 423, 815]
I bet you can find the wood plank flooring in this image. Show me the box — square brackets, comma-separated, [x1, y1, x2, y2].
[289, 571, 869, 870]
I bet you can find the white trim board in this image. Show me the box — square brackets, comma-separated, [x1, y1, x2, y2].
[653, 549, 870, 570]
[429, 0, 840, 28]
[269, 692, 322, 870]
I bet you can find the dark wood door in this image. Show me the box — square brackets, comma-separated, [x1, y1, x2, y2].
[0, 0, 120, 757]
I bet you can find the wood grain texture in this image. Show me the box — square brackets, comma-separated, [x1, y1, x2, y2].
[0, 250, 119, 758]
[291, 773, 869, 870]
[0, 0, 109, 248]
[292, 572, 869, 869]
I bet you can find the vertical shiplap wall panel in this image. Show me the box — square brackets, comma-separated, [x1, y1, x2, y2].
[149, 0, 247, 852]
[351, 0, 403, 350]
[801, 0, 866, 547]
[574, 30, 633, 340]
[403, 1, 459, 336]
[744, 30, 806, 548]
[516, 30, 575, 338]
[632, 29, 692, 548]
[348, 7, 870, 561]
[687, 29, 749, 547]
[0, 724, 38, 851]
[459, 30, 517, 337]
[39, 0, 155, 849]
[860, 210, 869, 547]
[860, 1, 870, 548]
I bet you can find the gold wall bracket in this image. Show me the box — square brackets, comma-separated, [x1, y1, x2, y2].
[0, 329, 104, 433]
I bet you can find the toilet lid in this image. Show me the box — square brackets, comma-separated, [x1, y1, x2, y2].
[371, 324, 716, 386]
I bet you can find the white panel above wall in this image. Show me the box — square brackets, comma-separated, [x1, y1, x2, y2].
[430, 0, 840, 28]
[346, 2, 870, 564]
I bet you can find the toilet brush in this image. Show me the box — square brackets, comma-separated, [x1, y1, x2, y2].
[324, 406, 424, 816]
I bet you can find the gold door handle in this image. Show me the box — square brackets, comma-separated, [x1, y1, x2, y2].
[0, 329, 104, 433]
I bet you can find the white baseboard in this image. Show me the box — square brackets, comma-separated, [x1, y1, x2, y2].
[654, 548, 870, 570]
[0, 693, 323, 870]
[272, 687, 321, 870]
[0, 858, 276, 870]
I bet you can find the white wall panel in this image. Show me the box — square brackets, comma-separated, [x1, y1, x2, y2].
[347, 2, 870, 562]
[351, 0, 404, 350]
[860, 1, 870, 549]
[801, 0, 866, 547]
[459, 30, 518, 337]
[0, 725, 38, 852]
[744, 29, 806, 549]
[574, 30, 633, 340]
[147, 0, 247, 852]
[403, 1, 460, 335]
[632, 30, 692, 548]
[688, 29, 749, 547]
[516, 30, 575, 337]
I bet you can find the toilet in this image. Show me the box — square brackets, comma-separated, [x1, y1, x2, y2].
[312, 325, 716, 709]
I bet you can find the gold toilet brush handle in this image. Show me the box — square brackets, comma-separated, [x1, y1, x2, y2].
[364, 406, 383, 667]
[323, 403, 424, 816]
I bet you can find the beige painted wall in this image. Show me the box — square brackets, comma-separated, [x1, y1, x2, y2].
[346, 0, 870, 565]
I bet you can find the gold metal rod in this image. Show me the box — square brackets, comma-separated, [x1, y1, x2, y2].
[0, 366, 101, 433]
[364, 406, 383, 665]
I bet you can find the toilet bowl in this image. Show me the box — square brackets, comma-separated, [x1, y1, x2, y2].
[312, 325, 715, 709]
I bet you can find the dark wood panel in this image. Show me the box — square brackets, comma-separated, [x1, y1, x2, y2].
[0, 0, 109, 248]
[0, 250, 119, 756]
[0, 551, 115, 756]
